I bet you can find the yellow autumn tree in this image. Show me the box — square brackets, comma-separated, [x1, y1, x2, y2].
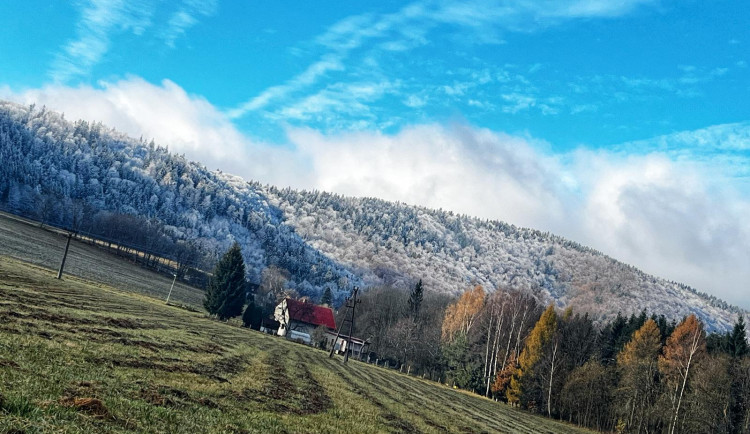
[616, 319, 662, 431]
[507, 304, 557, 408]
[442, 285, 485, 342]
[659, 314, 706, 434]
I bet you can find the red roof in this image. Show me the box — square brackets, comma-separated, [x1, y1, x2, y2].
[286, 298, 336, 330]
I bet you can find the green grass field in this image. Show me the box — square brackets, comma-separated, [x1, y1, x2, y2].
[0, 211, 205, 309]
[0, 254, 590, 433]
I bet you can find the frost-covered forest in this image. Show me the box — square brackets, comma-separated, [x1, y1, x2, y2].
[0, 101, 743, 330]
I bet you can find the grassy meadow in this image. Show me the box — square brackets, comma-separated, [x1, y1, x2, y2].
[0, 248, 589, 433]
[0, 211, 204, 309]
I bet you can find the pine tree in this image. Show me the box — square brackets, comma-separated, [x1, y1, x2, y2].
[408, 279, 424, 318]
[204, 243, 246, 320]
[320, 287, 333, 306]
[727, 315, 748, 433]
[727, 315, 749, 358]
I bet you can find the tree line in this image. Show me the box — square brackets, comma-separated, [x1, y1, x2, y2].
[351, 283, 749, 433]
[203, 239, 749, 433]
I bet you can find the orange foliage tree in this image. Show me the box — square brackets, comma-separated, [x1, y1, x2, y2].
[659, 314, 706, 434]
[441, 285, 485, 342]
[491, 350, 517, 399]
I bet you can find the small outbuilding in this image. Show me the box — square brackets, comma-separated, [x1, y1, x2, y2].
[325, 331, 369, 359]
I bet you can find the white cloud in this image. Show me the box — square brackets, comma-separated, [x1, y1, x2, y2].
[290, 125, 750, 307]
[287, 124, 573, 233]
[404, 94, 427, 108]
[576, 152, 750, 307]
[4, 77, 749, 308]
[0, 78, 310, 188]
[613, 122, 750, 190]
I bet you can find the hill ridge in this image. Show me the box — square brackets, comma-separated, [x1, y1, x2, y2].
[0, 100, 743, 331]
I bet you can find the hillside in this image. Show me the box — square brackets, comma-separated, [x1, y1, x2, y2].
[0, 100, 743, 331]
[0, 255, 587, 433]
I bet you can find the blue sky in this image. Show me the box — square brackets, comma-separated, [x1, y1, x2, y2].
[1, 0, 749, 307]
[2, 0, 747, 147]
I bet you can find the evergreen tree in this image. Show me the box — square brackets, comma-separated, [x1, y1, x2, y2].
[727, 315, 749, 358]
[599, 312, 629, 365]
[242, 301, 262, 329]
[727, 315, 748, 434]
[204, 243, 246, 320]
[320, 286, 333, 306]
[408, 279, 424, 318]
[443, 332, 481, 390]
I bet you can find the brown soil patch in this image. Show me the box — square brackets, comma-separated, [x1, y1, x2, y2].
[2, 309, 89, 325]
[67, 327, 123, 338]
[138, 387, 178, 407]
[227, 355, 331, 416]
[264, 360, 295, 402]
[194, 341, 225, 354]
[296, 364, 333, 415]
[88, 355, 231, 383]
[111, 338, 165, 352]
[196, 397, 219, 409]
[59, 397, 109, 417]
[209, 354, 247, 376]
[0, 359, 20, 369]
[1, 308, 161, 330]
[102, 317, 155, 329]
[136, 383, 220, 409]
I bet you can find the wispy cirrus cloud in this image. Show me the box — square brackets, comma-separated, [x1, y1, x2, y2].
[161, 0, 218, 48]
[226, 56, 345, 118]
[228, 0, 662, 129]
[51, 0, 152, 82]
[51, 0, 216, 82]
[274, 80, 398, 130]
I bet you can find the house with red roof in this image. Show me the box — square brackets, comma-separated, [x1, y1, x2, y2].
[273, 298, 336, 344]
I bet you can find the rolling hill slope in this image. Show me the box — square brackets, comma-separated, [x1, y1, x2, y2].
[0, 100, 743, 330]
[0, 256, 588, 433]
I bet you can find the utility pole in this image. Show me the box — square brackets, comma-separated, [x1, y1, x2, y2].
[328, 286, 361, 363]
[165, 273, 177, 304]
[343, 286, 360, 363]
[56, 232, 72, 279]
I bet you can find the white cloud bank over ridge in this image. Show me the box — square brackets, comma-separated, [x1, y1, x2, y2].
[3, 77, 749, 308]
